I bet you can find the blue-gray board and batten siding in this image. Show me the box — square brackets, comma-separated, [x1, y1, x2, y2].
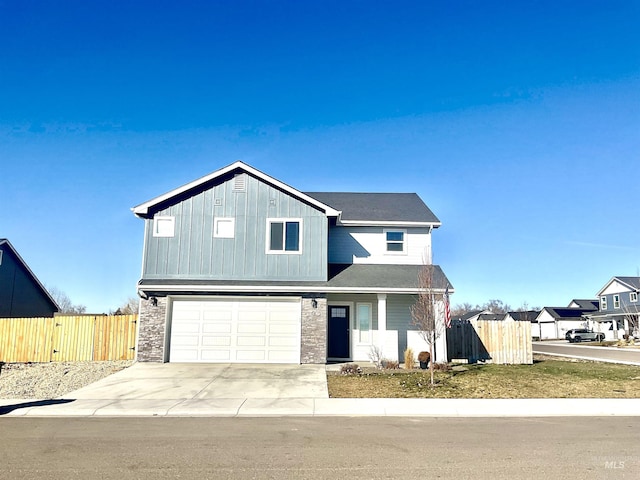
[142, 172, 328, 282]
[0, 242, 58, 318]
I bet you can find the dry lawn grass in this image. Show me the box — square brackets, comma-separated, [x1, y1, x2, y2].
[327, 355, 640, 399]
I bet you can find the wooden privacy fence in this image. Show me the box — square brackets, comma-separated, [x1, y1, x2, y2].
[0, 315, 137, 363]
[447, 317, 533, 364]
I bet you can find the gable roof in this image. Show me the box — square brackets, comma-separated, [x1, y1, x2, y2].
[132, 161, 340, 219]
[305, 192, 441, 226]
[0, 239, 59, 312]
[596, 276, 640, 296]
[540, 307, 591, 320]
[507, 310, 540, 321]
[568, 299, 599, 310]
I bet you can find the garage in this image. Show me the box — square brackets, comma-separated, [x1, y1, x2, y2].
[169, 297, 301, 363]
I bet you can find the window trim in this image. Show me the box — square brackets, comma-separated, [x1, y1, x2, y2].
[600, 296, 607, 311]
[153, 216, 175, 237]
[355, 302, 373, 344]
[613, 294, 620, 309]
[631, 292, 638, 303]
[383, 228, 407, 255]
[266, 218, 303, 255]
[213, 217, 235, 238]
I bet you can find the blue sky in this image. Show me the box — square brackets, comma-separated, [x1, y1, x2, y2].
[1, 1, 638, 312]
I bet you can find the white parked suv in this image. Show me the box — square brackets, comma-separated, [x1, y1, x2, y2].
[565, 329, 605, 343]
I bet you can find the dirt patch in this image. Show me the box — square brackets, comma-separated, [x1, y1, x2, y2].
[0, 361, 133, 399]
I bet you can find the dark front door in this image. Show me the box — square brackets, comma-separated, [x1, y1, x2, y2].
[328, 306, 350, 359]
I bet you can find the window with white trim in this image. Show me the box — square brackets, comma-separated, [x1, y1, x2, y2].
[267, 219, 302, 253]
[613, 294, 620, 309]
[384, 229, 406, 254]
[356, 303, 372, 343]
[0, 249, 3, 266]
[153, 216, 175, 237]
[213, 217, 235, 238]
[600, 296, 607, 310]
[631, 292, 638, 303]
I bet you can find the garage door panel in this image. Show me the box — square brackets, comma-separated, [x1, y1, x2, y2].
[201, 349, 231, 361]
[236, 336, 267, 346]
[269, 336, 298, 347]
[202, 336, 231, 347]
[170, 298, 301, 363]
[237, 323, 266, 334]
[203, 323, 232, 334]
[236, 350, 266, 361]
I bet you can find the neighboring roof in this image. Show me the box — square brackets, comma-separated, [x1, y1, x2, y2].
[0, 239, 59, 312]
[568, 299, 599, 310]
[132, 161, 340, 218]
[305, 192, 441, 226]
[477, 313, 505, 321]
[596, 276, 640, 296]
[540, 307, 591, 320]
[138, 264, 453, 294]
[508, 310, 540, 321]
[455, 310, 486, 321]
[586, 304, 640, 319]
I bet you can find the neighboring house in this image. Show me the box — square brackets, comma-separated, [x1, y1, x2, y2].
[0, 239, 59, 318]
[534, 308, 591, 340]
[567, 299, 599, 310]
[132, 161, 453, 364]
[586, 277, 640, 339]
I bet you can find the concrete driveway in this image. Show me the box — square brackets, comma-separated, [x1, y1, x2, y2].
[65, 363, 329, 401]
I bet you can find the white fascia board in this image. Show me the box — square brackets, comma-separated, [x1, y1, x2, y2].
[337, 220, 441, 228]
[138, 283, 453, 295]
[132, 161, 340, 218]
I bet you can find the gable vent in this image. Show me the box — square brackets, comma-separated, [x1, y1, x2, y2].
[233, 174, 246, 192]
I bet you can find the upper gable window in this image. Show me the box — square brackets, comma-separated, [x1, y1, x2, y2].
[267, 219, 302, 254]
[613, 294, 620, 309]
[153, 216, 175, 237]
[631, 292, 638, 303]
[384, 229, 406, 254]
[0, 249, 3, 266]
[600, 296, 607, 310]
[214, 217, 235, 238]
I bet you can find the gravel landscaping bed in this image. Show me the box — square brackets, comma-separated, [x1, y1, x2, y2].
[0, 361, 133, 399]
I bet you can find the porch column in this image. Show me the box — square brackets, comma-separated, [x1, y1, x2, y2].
[377, 293, 387, 357]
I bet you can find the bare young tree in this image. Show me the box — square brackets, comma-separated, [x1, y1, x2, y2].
[111, 296, 141, 315]
[47, 286, 87, 314]
[410, 265, 444, 386]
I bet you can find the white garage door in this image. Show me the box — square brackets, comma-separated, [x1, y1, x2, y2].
[169, 297, 301, 363]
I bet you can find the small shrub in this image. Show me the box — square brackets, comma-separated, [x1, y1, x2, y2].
[340, 363, 363, 375]
[381, 359, 399, 370]
[404, 347, 415, 370]
[368, 345, 383, 368]
[432, 362, 451, 372]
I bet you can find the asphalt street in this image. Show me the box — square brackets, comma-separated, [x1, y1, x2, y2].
[2, 417, 639, 479]
[533, 341, 640, 365]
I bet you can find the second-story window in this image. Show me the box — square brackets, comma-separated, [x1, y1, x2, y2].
[631, 292, 638, 303]
[613, 294, 620, 309]
[600, 296, 607, 310]
[267, 219, 302, 253]
[384, 229, 406, 254]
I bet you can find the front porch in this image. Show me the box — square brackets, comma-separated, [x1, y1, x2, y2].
[325, 293, 448, 364]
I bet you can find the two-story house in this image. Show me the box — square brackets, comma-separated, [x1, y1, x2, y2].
[586, 277, 640, 339]
[132, 161, 452, 364]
